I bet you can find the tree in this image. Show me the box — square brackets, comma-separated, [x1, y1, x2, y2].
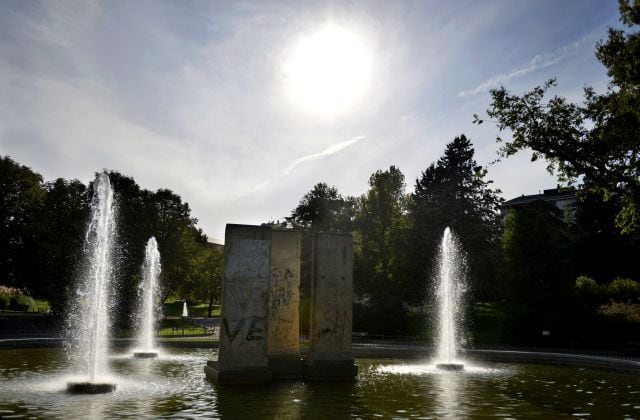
[287, 182, 355, 232]
[478, 0, 640, 234]
[191, 244, 224, 317]
[149, 188, 204, 302]
[354, 166, 409, 299]
[500, 201, 576, 340]
[409, 135, 503, 304]
[105, 171, 206, 331]
[351, 166, 413, 334]
[572, 190, 640, 283]
[33, 178, 89, 312]
[0, 156, 45, 289]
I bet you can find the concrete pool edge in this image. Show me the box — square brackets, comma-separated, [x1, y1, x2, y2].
[467, 349, 640, 372]
[0, 338, 219, 349]
[2, 339, 638, 372]
[351, 343, 640, 372]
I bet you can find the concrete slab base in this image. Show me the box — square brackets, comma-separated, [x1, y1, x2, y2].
[268, 356, 304, 379]
[304, 359, 358, 381]
[435, 363, 464, 371]
[67, 382, 116, 394]
[133, 352, 158, 359]
[204, 360, 272, 385]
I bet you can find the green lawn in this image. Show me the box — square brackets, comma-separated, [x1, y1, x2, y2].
[158, 318, 211, 336]
[162, 301, 220, 317]
[471, 301, 504, 345]
[31, 298, 50, 312]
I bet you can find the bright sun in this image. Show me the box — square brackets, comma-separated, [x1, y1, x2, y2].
[283, 24, 372, 118]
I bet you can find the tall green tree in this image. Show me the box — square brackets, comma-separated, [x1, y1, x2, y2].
[34, 178, 89, 312]
[287, 182, 355, 232]
[409, 135, 502, 303]
[351, 165, 414, 334]
[105, 171, 206, 330]
[478, 0, 640, 234]
[572, 190, 640, 283]
[191, 244, 224, 317]
[0, 156, 45, 289]
[103, 171, 151, 331]
[354, 165, 409, 298]
[150, 188, 204, 302]
[500, 202, 575, 340]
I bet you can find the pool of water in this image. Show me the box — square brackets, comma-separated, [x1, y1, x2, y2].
[0, 347, 638, 418]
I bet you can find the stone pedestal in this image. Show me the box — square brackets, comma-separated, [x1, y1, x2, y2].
[267, 229, 303, 379]
[205, 225, 357, 384]
[204, 224, 272, 384]
[205, 360, 272, 384]
[305, 233, 357, 381]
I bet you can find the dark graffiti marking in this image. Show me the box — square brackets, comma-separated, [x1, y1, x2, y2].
[246, 316, 265, 341]
[315, 309, 350, 351]
[223, 317, 245, 343]
[270, 267, 295, 312]
[223, 316, 266, 342]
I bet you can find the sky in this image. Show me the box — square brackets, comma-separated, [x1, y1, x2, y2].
[0, 0, 622, 242]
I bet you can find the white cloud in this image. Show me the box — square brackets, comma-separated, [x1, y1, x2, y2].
[0, 1, 618, 240]
[283, 135, 366, 175]
[458, 35, 597, 97]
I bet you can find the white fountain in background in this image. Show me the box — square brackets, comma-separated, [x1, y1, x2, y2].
[434, 227, 466, 371]
[67, 173, 118, 393]
[182, 301, 188, 318]
[134, 237, 162, 358]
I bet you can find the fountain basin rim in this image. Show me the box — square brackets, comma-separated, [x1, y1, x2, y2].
[350, 344, 640, 372]
[468, 349, 640, 372]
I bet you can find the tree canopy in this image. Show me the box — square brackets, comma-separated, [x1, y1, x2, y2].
[287, 182, 354, 232]
[0, 156, 45, 288]
[477, 0, 640, 234]
[0, 157, 222, 325]
[354, 165, 409, 298]
[410, 135, 503, 302]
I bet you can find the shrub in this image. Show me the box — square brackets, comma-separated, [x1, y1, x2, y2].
[0, 285, 34, 311]
[0, 293, 9, 310]
[598, 302, 640, 324]
[353, 292, 411, 335]
[575, 275, 602, 298]
[605, 277, 640, 302]
[9, 294, 34, 311]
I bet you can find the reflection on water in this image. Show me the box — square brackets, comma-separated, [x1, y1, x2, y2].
[0, 348, 639, 418]
[434, 370, 459, 417]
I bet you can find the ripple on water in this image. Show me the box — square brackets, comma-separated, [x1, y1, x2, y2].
[1, 349, 639, 418]
[375, 362, 507, 376]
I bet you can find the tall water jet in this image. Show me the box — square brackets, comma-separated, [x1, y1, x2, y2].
[434, 227, 466, 371]
[134, 237, 161, 359]
[182, 301, 188, 318]
[67, 172, 118, 393]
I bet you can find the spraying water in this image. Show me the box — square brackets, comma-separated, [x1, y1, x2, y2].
[67, 173, 118, 391]
[434, 227, 466, 370]
[182, 301, 189, 317]
[135, 237, 161, 357]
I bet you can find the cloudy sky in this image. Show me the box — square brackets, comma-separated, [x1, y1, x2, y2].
[0, 0, 621, 241]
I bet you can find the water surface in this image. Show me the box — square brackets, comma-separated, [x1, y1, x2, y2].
[0, 347, 638, 418]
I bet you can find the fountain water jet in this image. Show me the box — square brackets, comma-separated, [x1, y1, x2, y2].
[134, 237, 162, 359]
[67, 173, 118, 393]
[182, 301, 188, 318]
[434, 227, 465, 371]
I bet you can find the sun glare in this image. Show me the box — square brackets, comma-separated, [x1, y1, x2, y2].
[283, 24, 372, 119]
